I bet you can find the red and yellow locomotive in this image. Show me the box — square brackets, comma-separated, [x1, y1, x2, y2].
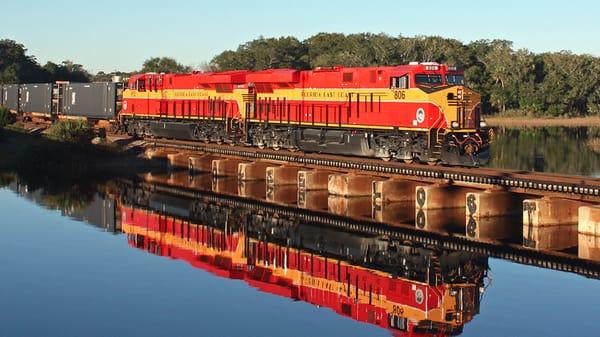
[121, 63, 489, 166]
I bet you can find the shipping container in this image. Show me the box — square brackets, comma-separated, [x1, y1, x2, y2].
[19, 83, 53, 114]
[3, 84, 20, 111]
[62, 82, 118, 119]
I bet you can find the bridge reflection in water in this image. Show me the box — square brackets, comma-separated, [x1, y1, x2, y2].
[118, 182, 488, 336]
[6, 169, 600, 336]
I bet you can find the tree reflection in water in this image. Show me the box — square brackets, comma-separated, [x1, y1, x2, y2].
[490, 127, 600, 176]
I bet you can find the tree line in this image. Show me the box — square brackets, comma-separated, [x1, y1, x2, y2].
[0, 39, 190, 84]
[210, 34, 600, 117]
[2, 34, 600, 117]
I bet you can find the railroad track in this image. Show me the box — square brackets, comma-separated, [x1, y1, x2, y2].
[146, 138, 600, 201]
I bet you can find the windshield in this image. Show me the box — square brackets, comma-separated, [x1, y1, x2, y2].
[415, 74, 442, 86]
[446, 74, 465, 85]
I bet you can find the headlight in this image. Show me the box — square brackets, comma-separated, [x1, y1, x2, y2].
[451, 121, 459, 128]
[480, 121, 487, 128]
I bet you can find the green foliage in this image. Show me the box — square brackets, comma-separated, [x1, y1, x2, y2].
[0, 107, 13, 128]
[141, 57, 192, 73]
[46, 120, 94, 143]
[211, 36, 309, 71]
[42, 60, 91, 82]
[0, 39, 90, 84]
[210, 33, 600, 117]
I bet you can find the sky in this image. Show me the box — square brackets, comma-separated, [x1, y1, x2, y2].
[2, 0, 598, 73]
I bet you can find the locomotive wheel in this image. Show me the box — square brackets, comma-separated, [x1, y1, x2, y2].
[427, 159, 440, 166]
[381, 156, 392, 162]
[258, 143, 266, 149]
[403, 159, 414, 164]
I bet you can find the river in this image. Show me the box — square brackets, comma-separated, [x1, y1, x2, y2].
[0, 127, 599, 337]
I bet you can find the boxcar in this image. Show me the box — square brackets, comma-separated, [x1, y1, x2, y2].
[62, 83, 118, 120]
[19, 83, 53, 115]
[3, 84, 20, 112]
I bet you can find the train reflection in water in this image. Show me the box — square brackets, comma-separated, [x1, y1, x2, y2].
[118, 182, 489, 336]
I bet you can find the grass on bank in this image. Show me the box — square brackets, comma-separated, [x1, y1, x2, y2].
[0, 107, 15, 128]
[45, 119, 95, 143]
[484, 114, 600, 127]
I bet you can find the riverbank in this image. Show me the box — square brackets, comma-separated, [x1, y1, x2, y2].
[0, 128, 165, 180]
[485, 116, 600, 128]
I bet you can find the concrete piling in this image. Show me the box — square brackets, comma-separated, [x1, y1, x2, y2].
[466, 190, 524, 218]
[238, 162, 272, 181]
[578, 205, 600, 236]
[212, 159, 246, 177]
[298, 170, 334, 190]
[328, 174, 381, 197]
[522, 197, 588, 250]
[328, 195, 372, 218]
[266, 166, 301, 186]
[167, 152, 192, 169]
[188, 154, 216, 173]
[372, 179, 417, 205]
[415, 184, 472, 210]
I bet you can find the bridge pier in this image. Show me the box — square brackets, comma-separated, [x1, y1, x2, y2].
[212, 159, 246, 177]
[466, 190, 524, 218]
[578, 206, 600, 260]
[266, 166, 301, 186]
[579, 234, 600, 261]
[237, 162, 272, 181]
[167, 152, 192, 169]
[522, 198, 588, 250]
[328, 195, 372, 218]
[578, 205, 600, 236]
[415, 184, 471, 210]
[372, 180, 417, 205]
[297, 189, 329, 210]
[328, 174, 381, 197]
[297, 170, 333, 190]
[145, 148, 179, 161]
[188, 154, 217, 173]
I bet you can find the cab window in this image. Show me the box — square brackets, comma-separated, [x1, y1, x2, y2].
[446, 74, 465, 85]
[136, 78, 146, 91]
[390, 75, 409, 89]
[415, 74, 442, 86]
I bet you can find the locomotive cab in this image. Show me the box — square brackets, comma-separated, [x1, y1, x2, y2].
[402, 63, 490, 166]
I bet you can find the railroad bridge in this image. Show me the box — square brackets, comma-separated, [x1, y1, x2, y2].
[138, 138, 600, 260]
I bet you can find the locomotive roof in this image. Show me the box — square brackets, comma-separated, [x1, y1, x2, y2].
[130, 63, 461, 85]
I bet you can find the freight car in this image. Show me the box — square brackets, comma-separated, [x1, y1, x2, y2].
[121, 63, 490, 166]
[0, 82, 122, 121]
